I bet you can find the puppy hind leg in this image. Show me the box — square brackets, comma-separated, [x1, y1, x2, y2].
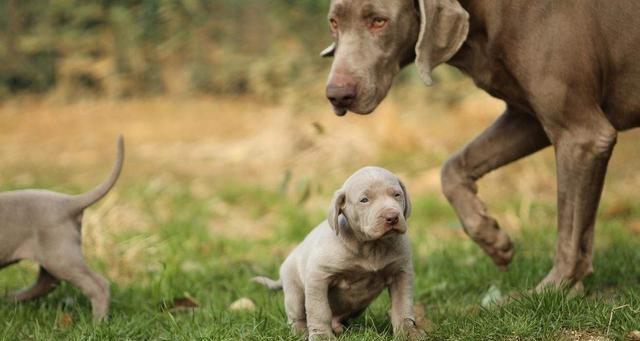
[331, 308, 365, 334]
[45, 255, 110, 321]
[331, 316, 345, 334]
[6, 267, 59, 302]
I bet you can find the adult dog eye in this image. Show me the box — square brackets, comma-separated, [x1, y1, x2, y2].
[370, 17, 388, 30]
[330, 18, 339, 31]
[360, 197, 369, 203]
[394, 192, 402, 198]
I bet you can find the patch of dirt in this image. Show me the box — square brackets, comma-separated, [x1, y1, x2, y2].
[560, 330, 611, 341]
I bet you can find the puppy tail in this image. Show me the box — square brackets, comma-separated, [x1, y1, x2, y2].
[251, 276, 283, 291]
[72, 135, 125, 211]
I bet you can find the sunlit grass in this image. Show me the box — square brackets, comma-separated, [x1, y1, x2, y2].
[1, 95, 639, 339]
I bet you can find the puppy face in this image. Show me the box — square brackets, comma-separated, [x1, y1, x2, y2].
[329, 167, 412, 241]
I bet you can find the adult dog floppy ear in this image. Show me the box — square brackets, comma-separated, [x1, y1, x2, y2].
[328, 189, 346, 235]
[415, 0, 469, 86]
[399, 179, 412, 218]
[320, 43, 336, 58]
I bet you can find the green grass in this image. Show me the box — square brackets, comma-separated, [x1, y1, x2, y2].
[1, 179, 639, 341]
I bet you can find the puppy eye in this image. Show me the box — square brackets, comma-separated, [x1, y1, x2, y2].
[330, 18, 339, 31]
[360, 197, 369, 203]
[370, 17, 388, 29]
[394, 192, 402, 198]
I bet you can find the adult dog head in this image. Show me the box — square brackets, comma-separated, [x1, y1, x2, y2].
[323, 0, 469, 116]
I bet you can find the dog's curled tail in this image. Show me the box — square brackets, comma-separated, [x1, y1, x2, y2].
[72, 135, 125, 211]
[251, 276, 283, 291]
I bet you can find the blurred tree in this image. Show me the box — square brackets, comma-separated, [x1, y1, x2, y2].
[0, 0, 354, 101]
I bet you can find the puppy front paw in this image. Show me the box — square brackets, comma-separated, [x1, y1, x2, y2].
[395, 318, 426, 341]
[291, 320, 307, 335]
[308, 330, 336, 341]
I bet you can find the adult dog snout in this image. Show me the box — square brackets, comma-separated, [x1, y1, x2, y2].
[326, 83, 357, 115]
[327, 84, 357, 107]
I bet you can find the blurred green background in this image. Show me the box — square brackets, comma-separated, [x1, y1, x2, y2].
[0, 0, 336, 99]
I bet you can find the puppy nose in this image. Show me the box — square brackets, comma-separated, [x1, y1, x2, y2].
[326, 83, 357, 108]
[384, 213, 399, 226]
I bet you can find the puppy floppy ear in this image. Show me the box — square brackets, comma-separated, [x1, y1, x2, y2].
[320, 43, 336, 58]
[415, 0, 469, 86]
[328, 189, 346, 235]
[399, 179, 412, 218]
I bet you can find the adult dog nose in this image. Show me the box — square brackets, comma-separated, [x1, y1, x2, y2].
[326, 83, 357, 109]
[384, 213, 399, 226]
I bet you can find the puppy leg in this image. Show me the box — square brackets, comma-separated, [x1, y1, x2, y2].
[305, 271, 334, 340]
[280, 263, 307, 334]
[389, 270, 425, 340]
[6, 267, 59, 302]
[330, 308, 365, 335]
[330, 310, 360, 335]
[283, 281, 307, 334]
[45, 250, 110, 321]
[331, 317, 344, 334]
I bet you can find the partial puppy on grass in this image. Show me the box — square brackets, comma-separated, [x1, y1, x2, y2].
[254, 166, 425, 340]
[0, 136, 124, 321]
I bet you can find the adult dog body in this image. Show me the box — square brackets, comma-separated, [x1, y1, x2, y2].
[323, 0, 640, 291]
[254, 167, 423, 340]
[0, 136, 124, 320]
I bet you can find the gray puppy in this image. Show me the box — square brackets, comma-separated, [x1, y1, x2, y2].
[254, 167, 424, 340]
[0, 136, 124, 321]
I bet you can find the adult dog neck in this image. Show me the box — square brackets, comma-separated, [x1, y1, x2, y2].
[456, 0, 493, 26]
[447, 0, 494, 72]
[446, 0, 533, 113]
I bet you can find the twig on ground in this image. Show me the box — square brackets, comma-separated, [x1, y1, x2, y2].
[606, 304, 640, 335]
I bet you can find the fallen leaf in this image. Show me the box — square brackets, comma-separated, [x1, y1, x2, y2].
[481, 284, 503, 308]
[229, 297, 256, 312]
[163, 293, 200, 313]
[56, 313, 74, 328]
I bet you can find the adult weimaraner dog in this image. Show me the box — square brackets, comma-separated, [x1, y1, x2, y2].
[322, 0, 640, 293]
[0, 136, 124, 320]
[254, 167, 423, 340]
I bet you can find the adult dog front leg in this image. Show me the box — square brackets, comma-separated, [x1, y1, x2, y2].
[537, 112, 617, 292]
[441, 108, 550, 269]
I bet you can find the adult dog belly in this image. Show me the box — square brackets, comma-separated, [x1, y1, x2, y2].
[328, 271, 390, 318]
